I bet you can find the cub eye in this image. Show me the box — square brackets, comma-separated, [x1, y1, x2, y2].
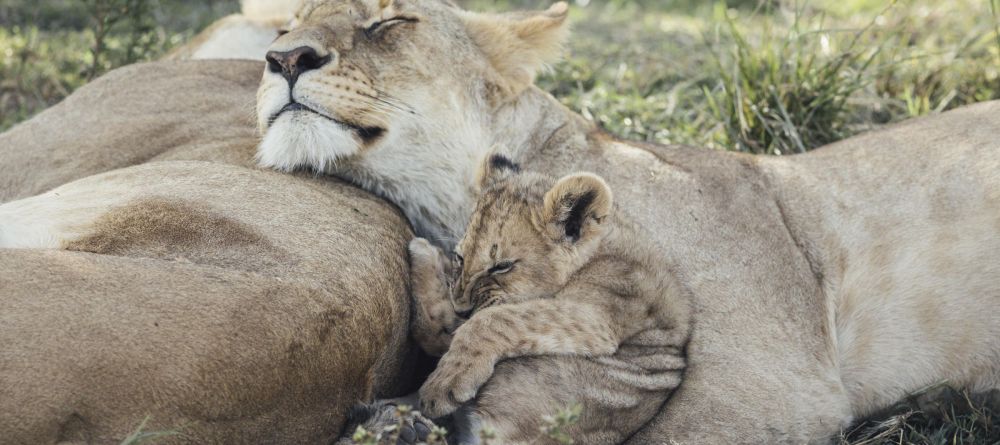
[455, 254, 464, 267]
[364, 17, 417, 37]
[488, 260, 516, 275]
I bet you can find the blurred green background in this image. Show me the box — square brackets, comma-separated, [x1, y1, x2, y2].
[1, 1, 999, 444]
[0, 1, 238, 128]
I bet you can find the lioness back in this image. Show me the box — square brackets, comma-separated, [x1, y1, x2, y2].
[0, 51, 429, 442]
[0, 60, 263, 203]
[0, 161, 418, 443]
[760, 101, 1000, 416]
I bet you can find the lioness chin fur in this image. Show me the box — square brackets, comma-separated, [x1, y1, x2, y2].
[256, 0, 1000, 442]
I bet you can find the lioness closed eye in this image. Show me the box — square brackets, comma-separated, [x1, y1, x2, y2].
[403, 153, 692, 443]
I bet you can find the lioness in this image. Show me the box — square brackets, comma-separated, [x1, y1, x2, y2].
[0, 60, 419, 443]
[402, 154, 691, 444]
[257, 0, 1000, 442]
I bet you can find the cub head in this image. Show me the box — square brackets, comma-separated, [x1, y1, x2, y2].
[451, 153, 613, 315]
[256, 0, 569, 172]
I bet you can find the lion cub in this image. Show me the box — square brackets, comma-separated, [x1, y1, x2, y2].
[406, 154, 693, 443]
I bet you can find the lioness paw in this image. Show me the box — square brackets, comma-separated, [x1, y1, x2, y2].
[333, 400, 436, 445]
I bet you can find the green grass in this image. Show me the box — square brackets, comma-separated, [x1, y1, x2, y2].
[3, 0, 998, 140]
[0, 0, 239, 131]
[703, 2, 885, 154]
[526, 0, 1000, 154]
[3, 1, 1000, 443]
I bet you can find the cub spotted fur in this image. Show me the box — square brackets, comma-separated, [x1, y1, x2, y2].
[404, 154, 691, 443]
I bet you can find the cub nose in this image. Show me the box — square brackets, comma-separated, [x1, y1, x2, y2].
[265, 46, 330, 84]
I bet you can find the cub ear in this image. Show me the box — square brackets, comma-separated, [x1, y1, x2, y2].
[475, 146, 521, 190]
[542, 173, 613, 244]
[460, 2, 569, 96]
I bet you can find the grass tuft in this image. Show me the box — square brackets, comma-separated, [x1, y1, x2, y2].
[540, 403, 583, 445]
[703, 2, 888, 154]
[839, 385, 1000, 445]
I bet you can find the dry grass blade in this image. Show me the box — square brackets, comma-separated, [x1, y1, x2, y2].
[118, 416, 181, 445]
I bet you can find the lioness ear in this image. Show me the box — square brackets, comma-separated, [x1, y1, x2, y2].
[542, 173, 613, 245]
[460, 2, 569, 96]
[475, 146, 521, 190]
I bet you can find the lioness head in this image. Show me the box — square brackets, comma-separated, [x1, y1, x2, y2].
[256, 0, 569, 172]
[450, 152, 613, 315]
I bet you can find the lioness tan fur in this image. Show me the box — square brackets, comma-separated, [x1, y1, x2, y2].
[0, 60, 418, 443]
[0, 60, 264, 204]
[405, 155, 689, 444]
[256, 1, 1000, 442]
[164, 0, 301, 61]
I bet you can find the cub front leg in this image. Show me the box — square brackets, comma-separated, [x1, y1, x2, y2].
[408, 238, 461, 356]
[419, 300, 621, 418]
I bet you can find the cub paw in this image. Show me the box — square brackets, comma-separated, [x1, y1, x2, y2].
[419, 355, 494, 418]
[408, 238, 445, 270]
[408, 237, 461, 356]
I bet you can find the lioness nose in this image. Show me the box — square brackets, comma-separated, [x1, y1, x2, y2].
[265, 46, 330, 84]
